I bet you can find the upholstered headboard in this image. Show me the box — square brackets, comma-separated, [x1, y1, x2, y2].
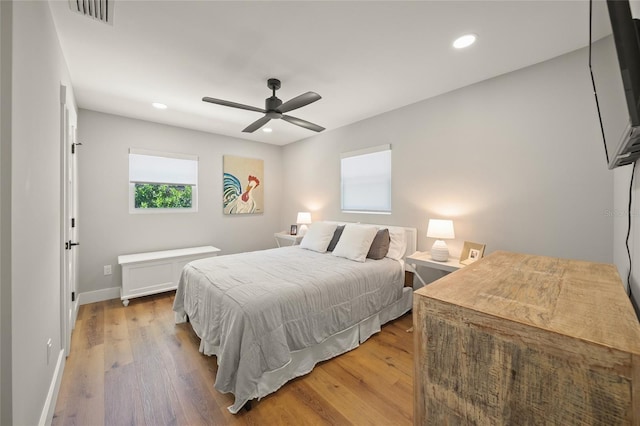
[400, 226, 417, 259]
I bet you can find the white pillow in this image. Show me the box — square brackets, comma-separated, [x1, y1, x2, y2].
[299, 222, 338, 253]
[385, 226, 407, 260]
[332, 224, 378, 262]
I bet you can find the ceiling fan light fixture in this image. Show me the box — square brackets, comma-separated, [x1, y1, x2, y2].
[453, 34, 477, 49]
[202, 78, 324, 133]
[152, 102, 168, 110]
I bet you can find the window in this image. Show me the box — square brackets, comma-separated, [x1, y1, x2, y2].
[341, 144, 391, 214]
[129, 148, 198, 213]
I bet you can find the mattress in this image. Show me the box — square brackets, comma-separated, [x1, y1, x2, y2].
[173, 245, 410, 413]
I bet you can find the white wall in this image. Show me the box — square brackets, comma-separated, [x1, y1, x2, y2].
[77, 110, 284, 295]
[0, 1, 11, 424]
[282, 46, 612, 282]
[613, 164, 640, 314]
[10, 1, 77, 424]
[621, 2, 640, 314]
[613, 166, 633, 284]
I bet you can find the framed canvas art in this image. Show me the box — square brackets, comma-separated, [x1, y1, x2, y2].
[223, 156, 264, 214]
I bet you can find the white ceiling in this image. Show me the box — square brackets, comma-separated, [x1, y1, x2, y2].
[48, 0, 602, 146]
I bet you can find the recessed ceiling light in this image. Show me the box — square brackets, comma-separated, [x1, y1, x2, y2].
[453, 34, 477, 49]
[262, 128, 273, 133]
[152, 102, 168, 110]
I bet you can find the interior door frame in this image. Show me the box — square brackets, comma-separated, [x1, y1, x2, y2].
[60, 84, 77, 356]
[70, 124, 78, 326]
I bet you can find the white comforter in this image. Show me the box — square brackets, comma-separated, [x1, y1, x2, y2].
[173, 246, 404, 412]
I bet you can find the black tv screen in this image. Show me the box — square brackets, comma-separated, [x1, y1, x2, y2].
[590, 0, 640, 169]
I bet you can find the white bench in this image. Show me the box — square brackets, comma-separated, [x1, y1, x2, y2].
[118, 245, 220, 306]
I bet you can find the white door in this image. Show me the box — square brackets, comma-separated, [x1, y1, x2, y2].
[69, 125, 79, 328]
[60, 85, 78, 355]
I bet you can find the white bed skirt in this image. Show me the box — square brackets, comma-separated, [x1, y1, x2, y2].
[176, 287, 413, 414]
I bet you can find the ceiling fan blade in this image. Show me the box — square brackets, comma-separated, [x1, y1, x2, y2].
[243, 115, 272, 133]
[277, 92, 321, 114]
[282, 115, 325, 132]
[202, 97, 265, 113]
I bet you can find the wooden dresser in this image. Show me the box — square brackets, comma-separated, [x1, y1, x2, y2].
[413, 251, 640, 425]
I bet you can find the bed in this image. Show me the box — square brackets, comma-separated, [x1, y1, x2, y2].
[173, 222, 417, 413]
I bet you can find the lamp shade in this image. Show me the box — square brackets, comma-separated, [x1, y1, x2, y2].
[296, 212, 312, 224]
[427, 219, 455, 240]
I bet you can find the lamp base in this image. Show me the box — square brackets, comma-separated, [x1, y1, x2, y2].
[298, 224, 309, 236]
[430, 240, 449, 262]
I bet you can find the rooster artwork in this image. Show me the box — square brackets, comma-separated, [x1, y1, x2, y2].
[222, 156, 264, 215]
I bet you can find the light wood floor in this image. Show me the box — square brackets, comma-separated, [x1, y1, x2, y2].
[53, 292, 414, 425]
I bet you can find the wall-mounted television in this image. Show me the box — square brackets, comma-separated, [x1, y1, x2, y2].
[590, 0, 640, 169]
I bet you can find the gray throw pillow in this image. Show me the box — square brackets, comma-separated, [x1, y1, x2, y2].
[367, 228, 390, 260]
[327, 225, 345, 252]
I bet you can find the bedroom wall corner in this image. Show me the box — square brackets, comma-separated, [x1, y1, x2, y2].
[77, 110, 284, 296]
[281, 46, 613, 268]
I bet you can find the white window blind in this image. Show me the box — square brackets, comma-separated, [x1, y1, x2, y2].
[341, 144, 391, 213]
[129, 148, 198, 186]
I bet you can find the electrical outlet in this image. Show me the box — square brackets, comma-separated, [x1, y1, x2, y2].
[46, 338, 52, 365]
[104, 265, 112, 275]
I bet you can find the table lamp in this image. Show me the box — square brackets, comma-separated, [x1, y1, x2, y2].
[427, 219, 455, 261]
[297, 212, 312, 236]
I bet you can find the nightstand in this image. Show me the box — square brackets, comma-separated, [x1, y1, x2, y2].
[274, 232, 304, 247]
[405, 251, 463, 287]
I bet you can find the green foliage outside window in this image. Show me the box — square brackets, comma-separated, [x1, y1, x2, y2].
[134, 183, 193, 209]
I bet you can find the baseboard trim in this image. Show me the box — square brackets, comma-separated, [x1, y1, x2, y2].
[38, 349, 65, 426]
[78, 287, 120, 305]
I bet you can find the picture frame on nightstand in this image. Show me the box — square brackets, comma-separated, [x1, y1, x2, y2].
[460, 241, 486, 265]
[274, 231, 303, 248]
[290, 225, 298, 235]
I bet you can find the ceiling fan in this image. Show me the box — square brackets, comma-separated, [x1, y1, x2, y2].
[202, 78, 325, 133]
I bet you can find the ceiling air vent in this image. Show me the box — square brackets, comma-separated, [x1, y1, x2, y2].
[68, 0, 113, 25]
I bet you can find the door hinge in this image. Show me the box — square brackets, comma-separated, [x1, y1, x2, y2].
[71, 142, 83, 154]
[71, 292, 75, 302]
[71, 218, 76, 228]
